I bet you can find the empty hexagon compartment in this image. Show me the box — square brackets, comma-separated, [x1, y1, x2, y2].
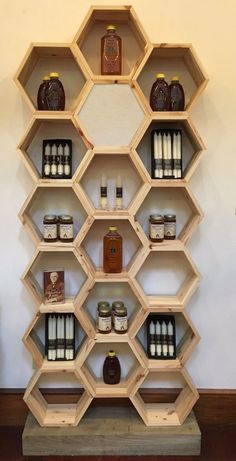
[23, 311, 88, 368]
[76, 149, 147, 214]
[133, 44, 208, 112]
[133, 311, 200, 370]
[80, 218, 144, 276]
[14, 44, 89, 112]
[76, 280, 146, 339]
[133, 117, 205, 182]
[79, 340, 146, 398]
[134, 184, 203, 245]
[132, 247, 200, 308]
[18, 115, 91, 183]
[73, 6, 150, 79]
[24, 367, 93, 426]
[76, 83, 147, 148]
[130, 368, 199, 426]
[19, 184, 91, 246]
[21, 248, 91, 308]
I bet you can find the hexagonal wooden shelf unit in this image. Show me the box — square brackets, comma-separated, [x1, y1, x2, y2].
[73, 5, 151, 80]
[73, 278, 147, 340]
[74, 147, 149, 215]
[19, 183, 93, 247]
[132, 183, 203, 246]
[23, 365, 93, 427]
[133, 43, 209, 113]
[75, 81, 148, 149]
[129, 244, 200, 309]
[21, 247, 92, 308]
[130, 367, 199, 426]
[23, 310, 89, 369]
[131, 310, 200, 370]
[14, 43, 90, 113]
[132, 113, 206, 183]
[77, 337, 146, 398]
[17, 114, 93, 183]
[77, 215, 147, 278]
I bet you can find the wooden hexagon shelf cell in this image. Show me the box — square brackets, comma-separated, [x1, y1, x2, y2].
[16, 5, 208, 427]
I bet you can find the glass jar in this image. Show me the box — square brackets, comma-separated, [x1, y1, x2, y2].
[59, 215, 74, 242]
[149, 214, 164, 242]
[164, 214, 176, 240]
[43, 215, 58, 242]
[97, 302, 112, 334]
[113, 304, 128, 334]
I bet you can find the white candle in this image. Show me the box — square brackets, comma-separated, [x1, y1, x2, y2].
[69, 315, 74, 360]
[161, 321, 167, 335]
[116, 174, 123, 210]
[57, 144, 63, 175]
[61, 315, 65, 360]
[52, 315, 56, 360]
[149, 320, 155, 334]
[167, 321, 173, 336]
[154, 132, 159, 158]
[155, 320, 161, 335]
[64, 143, 71, 176]
[51, 144, 57, 176]
[48, 315, 52, 360]
[163, 133, 168, 159]
[56, 315, 60, 359]
[100, 175, 107, 209]
[167, 132, 172, 176]
[65, 314, 70, 360]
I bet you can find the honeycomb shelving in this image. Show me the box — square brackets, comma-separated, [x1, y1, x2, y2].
[15, 5, 208, 427]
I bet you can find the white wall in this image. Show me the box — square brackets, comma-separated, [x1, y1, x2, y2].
[0, 0, 236, 388]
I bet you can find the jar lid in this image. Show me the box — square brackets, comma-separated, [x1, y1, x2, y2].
[60, 215, 73, 222]
[112, 301, 124, 309]
[98, 305, 110, 315]
[164, 214, 176, 220]
[43, 75, 50, 81]
[98, 301, 110, 309]
[106, 24, 116, 30]
[156, 73, 165, 78]
[108, 350, 116, 357]
[49, 72, 59, 78]
[114, 305, 127, 315]
[44, 214, 57, 221]
[109, 226, 117, 231]
[171, 76, 179, 81]
[150, 214, 163, 221]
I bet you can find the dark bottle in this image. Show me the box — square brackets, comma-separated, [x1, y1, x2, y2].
[150, 73, 170, 111]
[45, 72, 65, 110]
[103, 226, 122, 273]
[101, 25, 122, 75]
[169, 76, 185, 111]
[103, 350, 121, 384]
[37, 75, 50, 110]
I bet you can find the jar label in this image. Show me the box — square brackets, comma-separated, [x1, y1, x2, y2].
[44, 224, 57, 240]
[114, 315, 128, 332]
[98, 315, 111, 332]
[59, 224, 73, 240]
[164, 222, 176, 237]
[150, 223, 164, 240]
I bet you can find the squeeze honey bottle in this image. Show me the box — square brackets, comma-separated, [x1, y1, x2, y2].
[150, 73, 170, 111]
[45, 72, 65, 110]
[103, 226, 122, 273]
[37, 75, 49, 110]
[169, 76, 185, 111]
[101, 25, 122, 75]
[103, 350, 121, 384]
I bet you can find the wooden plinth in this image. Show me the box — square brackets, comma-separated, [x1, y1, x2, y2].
[22, 406, 201, 456]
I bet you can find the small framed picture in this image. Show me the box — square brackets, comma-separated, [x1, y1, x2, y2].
[44, 270, 65, 304]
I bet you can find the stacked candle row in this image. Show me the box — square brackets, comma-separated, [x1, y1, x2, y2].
[151, 130, 182, 179]
[46, 313, 75, 361]
[147, 315, 176, 359]
[100, 174, 123, 210]
[42, 139, 72, 179]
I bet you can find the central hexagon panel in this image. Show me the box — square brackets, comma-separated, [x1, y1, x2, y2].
[77, 84, 146, 147]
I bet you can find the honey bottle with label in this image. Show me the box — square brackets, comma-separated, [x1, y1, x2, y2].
[101, 25, 122, 75]
[103, 226, 122, 273]
[103, 350, 121, 385]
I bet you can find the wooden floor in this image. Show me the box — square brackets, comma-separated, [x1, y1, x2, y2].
[0, 423, 236, 461]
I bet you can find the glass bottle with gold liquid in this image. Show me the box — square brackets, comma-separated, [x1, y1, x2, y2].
[103, 226, 122, 273]
[101, 25, 122, 75]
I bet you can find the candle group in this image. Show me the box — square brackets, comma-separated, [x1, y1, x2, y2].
[147, 315, 175, 359]
[43, 139, 72, 179]
[46, 314, 75, 361]
[152, 130, 182, 179]
[100, 174, 123, 210]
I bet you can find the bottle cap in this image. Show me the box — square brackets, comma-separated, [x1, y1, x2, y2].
[43, 75, 50, 81]
[109, 226, 117, 231]
[98, 301, 110, 309]
[156, 73, 165, 79]
[44, 214, 57, 221]
[49, 72, 59, 78]
[108, 350, 116, 357]
[106, 24, 116, 30]
[171, 76, 179, 81]
[112, 301, 124, 309]
[150, 214, 163, 222]
[59, 215, 73, 222]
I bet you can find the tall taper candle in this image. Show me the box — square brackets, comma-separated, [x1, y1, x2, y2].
[116, 174, 123, 210]
[100, 174, 108, 209]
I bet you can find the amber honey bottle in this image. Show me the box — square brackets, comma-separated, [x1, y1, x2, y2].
[103, 226, 122, 273]
[101, 25, 122, 75]
[45, 72, 65, 110]
[103, 350, 121, 384]
[37, 75, 49, 110]
[169, 76, 185, 111]
[150, 73, 170, 111]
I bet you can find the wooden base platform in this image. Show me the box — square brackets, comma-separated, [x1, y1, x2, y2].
[22, 406, 201, 456]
